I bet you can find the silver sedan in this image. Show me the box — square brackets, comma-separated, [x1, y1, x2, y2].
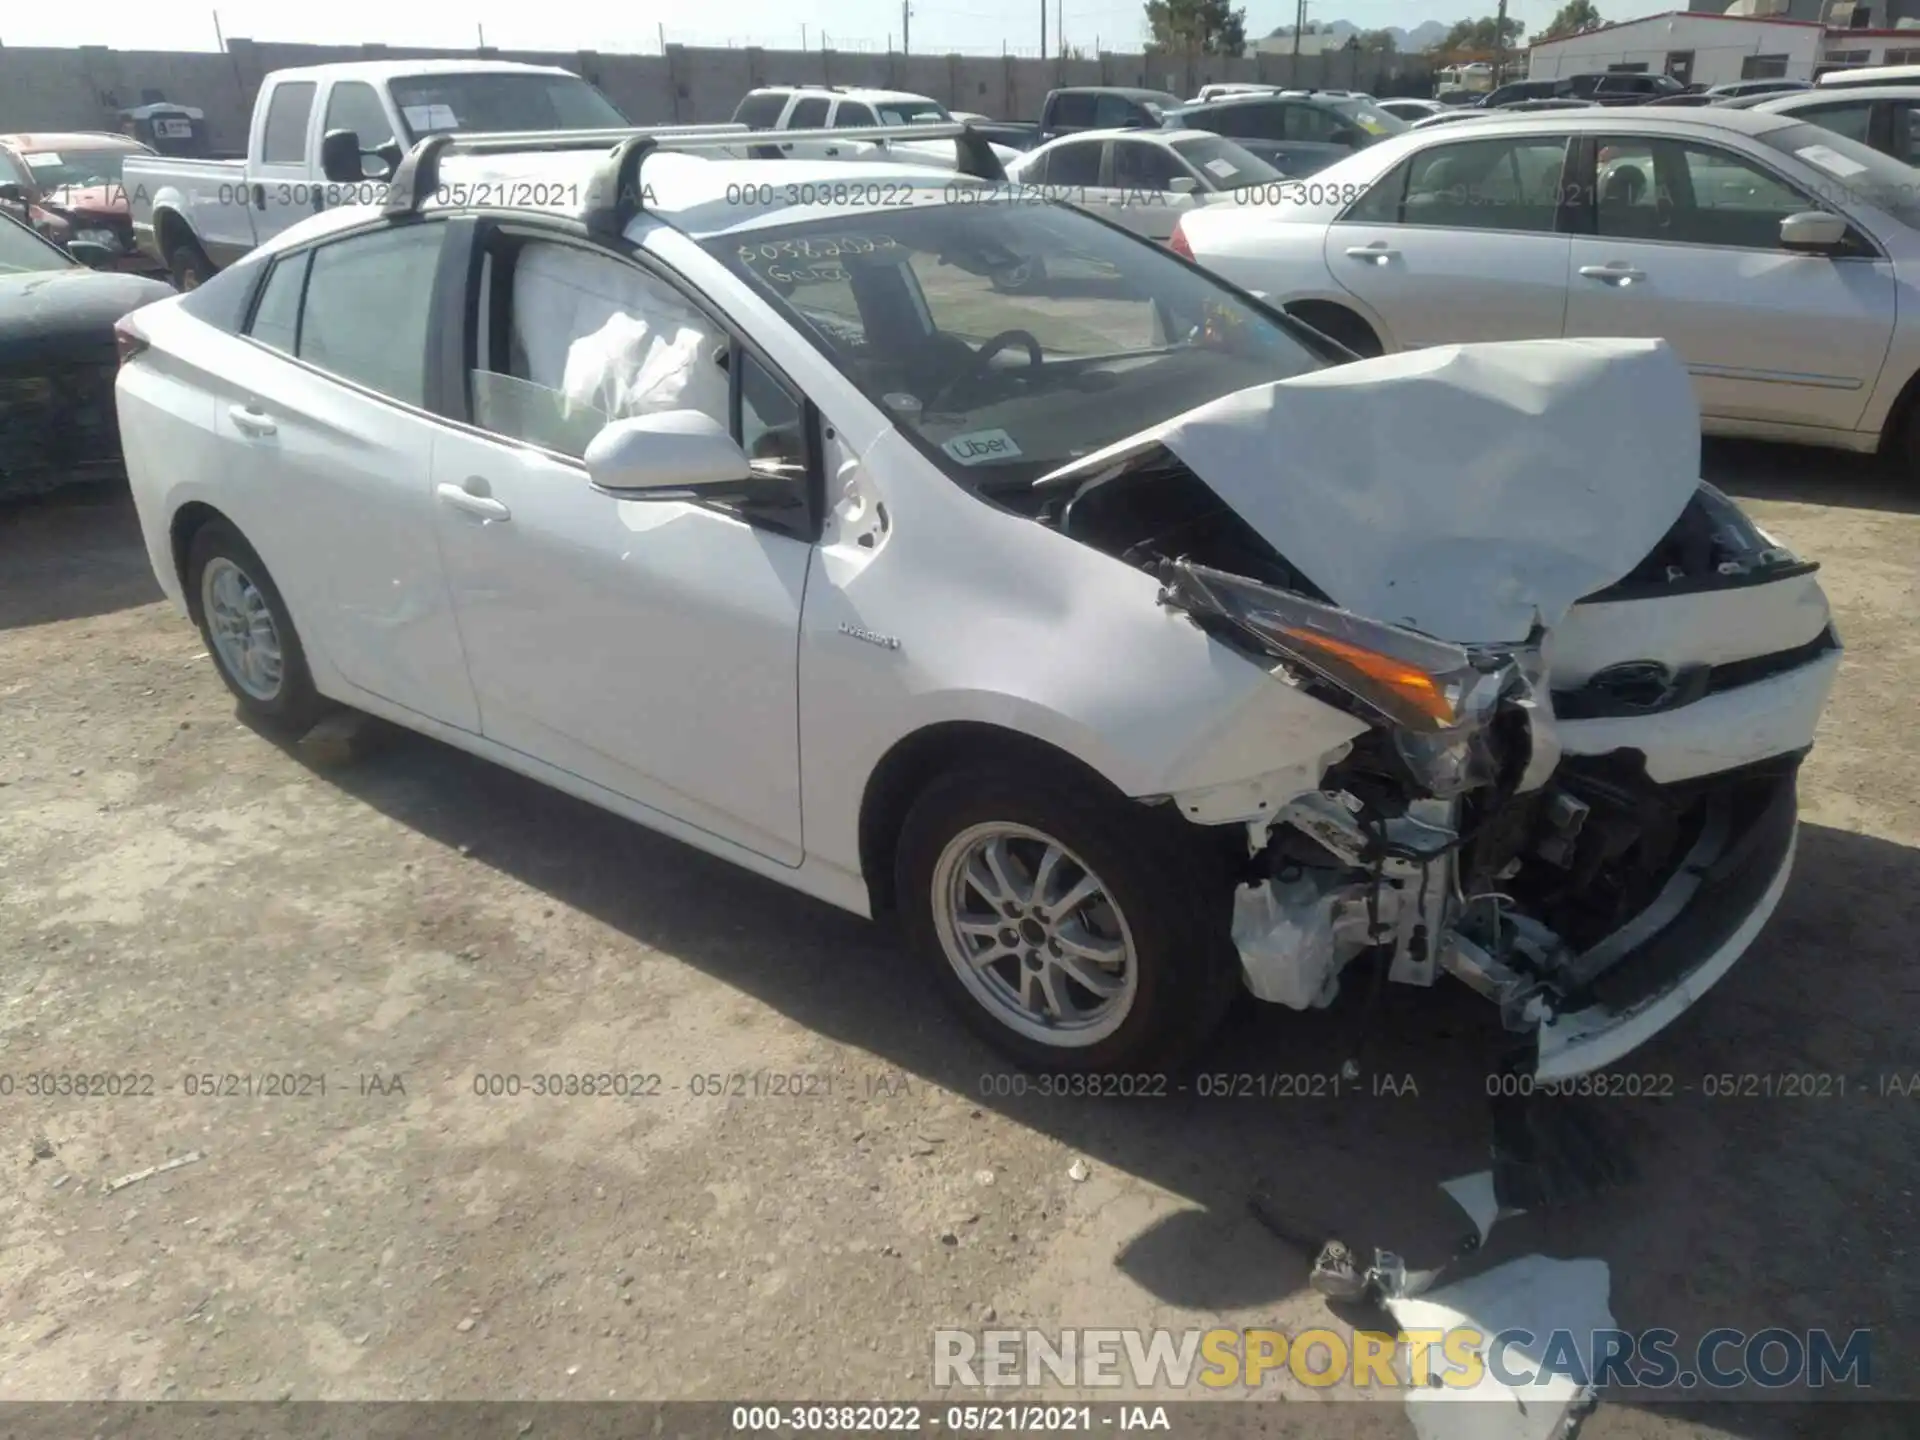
[1174, 107, 1920, 468]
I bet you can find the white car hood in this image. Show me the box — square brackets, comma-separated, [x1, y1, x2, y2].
[1047, 338, 1702, 643]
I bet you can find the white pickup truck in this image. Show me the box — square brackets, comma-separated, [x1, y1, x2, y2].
[125, 59, 633, 288]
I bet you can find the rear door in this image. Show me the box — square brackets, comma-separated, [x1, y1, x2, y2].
[1325, 131, 1574, 347]
[219, 218, 480, 728]
[1563, 132, 1897, 432]
[249, 78, 323, 245]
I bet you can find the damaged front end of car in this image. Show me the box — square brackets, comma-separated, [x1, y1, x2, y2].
[1036, 339, 1839, 1080]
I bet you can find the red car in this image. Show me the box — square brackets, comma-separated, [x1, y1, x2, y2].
[0, 132, 165, 275]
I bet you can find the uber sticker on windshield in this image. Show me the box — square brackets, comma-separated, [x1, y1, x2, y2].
[943, 429, 1024, 465]
[1796, 144, 1868, 178]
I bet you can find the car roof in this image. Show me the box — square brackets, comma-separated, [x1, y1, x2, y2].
[1051, 86, 1176, 98]
[748, 85, 939, 106]
[252, 152, 982, 262]
[1023, 127, 1211, 148]
[1399, 106, 1801, 139]
[1760, 83, 1920, 105]
[265, 59, 578, 84]
[1170, 92, 1349, 112]
[0, 132, 146, 151]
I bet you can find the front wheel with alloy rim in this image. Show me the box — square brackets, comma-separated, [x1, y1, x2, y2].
[187, 520, 330, 735]
[896, 766, 1240, 1074]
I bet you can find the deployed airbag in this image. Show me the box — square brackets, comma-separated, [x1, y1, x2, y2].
[1153, 338, 1701, 643]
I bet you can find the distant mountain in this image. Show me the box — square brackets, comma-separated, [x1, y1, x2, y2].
[1264, 18, 1451, 50]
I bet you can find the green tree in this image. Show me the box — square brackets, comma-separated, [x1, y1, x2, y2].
[1146, 0, 1249, 55]
[1439, 14, 1526, 53]
[1356, 27, 1399, 53]
[1539, 0, 1604, 39]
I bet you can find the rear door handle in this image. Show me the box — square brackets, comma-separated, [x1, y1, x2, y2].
[435, 482, 510, 522]
[1345, 244, 1399, 262]
[228, 403, 276, 437]
[823, 145, 840, 156]
[1578, 263, 1646, 283]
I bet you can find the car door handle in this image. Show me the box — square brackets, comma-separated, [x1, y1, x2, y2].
[1578, 263, 1646, 283]
[228, 403, 276, 437]
[823, 146, 840, 156]
[1345, 244, 1399, 263]
[251, 184, 266, 210]
[435, 482, 510, 522]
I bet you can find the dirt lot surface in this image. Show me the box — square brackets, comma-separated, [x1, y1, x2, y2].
[1, 442, 1915, 1437]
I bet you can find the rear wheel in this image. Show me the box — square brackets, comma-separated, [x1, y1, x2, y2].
[166, 238, 213, 292]
[186, 521, 329, 735]
[896, 766, 1239, 1075]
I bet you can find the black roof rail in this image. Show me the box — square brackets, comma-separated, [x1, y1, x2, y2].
[380, 124, 750, 222]
[383, 120, 1007, 233]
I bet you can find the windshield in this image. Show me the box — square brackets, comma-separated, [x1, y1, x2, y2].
[1169, 135, 1284, 189]
[388, 73, 628, 139]
[1757, 120, 1920, 228]
[1331, 97, 1409, 138]
[875, 99, 951, 124]
[700, 201, 1323, 492]
[0, 213, 73, 274]
[18, 147, 136, 193]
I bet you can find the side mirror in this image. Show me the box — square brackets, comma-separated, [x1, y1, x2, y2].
[1168, 175, 1198, 194]
[0, 182, 25, 206]
[1780, 210, 1849, 252]
[319, 128, 367, 184]
[66, 240, 115, 268]
[584, 410, 758, 500]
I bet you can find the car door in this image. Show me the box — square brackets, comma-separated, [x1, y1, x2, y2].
[1325, 132, 1574, 347]
[1564, 133, 1897, 432]
[427, 225, 812, 863]
[1103, 138, 1196, 241]
[779, 95, 837, 160]
[250, 78, 323, 245]
[221, 219, 480, 729]
[826, 97, 878, 162]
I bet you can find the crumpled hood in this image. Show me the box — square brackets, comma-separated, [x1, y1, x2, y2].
[1052, 338, 1702, 643]
[42, 183, 128, 217]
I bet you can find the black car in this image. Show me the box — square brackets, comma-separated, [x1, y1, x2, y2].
[1560, 71, 1687, 105]
[1480, 78, 1573, 107]
[1161, 91, 1409, 177]
[0, 212, 172, 501]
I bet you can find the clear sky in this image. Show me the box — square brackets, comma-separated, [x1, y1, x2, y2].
[0, 0, 1675, 59]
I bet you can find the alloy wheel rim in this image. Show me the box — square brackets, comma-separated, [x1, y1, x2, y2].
[201, 557, 283, 702]
[930, 822, 1139, 1047]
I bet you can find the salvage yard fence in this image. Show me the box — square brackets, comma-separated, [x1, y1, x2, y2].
[0, 40, 1437, 150]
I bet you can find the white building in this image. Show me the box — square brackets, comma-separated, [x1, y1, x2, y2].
[1527, 11, 1825, 85]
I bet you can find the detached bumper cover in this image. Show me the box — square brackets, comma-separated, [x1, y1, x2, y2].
[1533, 763, 1800, 1080]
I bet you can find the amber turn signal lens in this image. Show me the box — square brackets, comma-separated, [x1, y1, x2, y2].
[1279, 626, 1457, 728]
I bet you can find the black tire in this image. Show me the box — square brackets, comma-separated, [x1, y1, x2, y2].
[167, 238, 213, 292]
[185, 520, 330, 735]
[895, 765, 1241, 1076]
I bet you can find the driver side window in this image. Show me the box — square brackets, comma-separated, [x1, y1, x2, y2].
[469, 236, 799, 476]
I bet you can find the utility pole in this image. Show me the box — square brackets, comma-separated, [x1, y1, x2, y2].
[1040, 0, 1047, 60]
[903, 0, 910, 54]
[1057, 0, 1063, 59]
[1494, 0, 1508, 85]
[1291, 0, 1306, 61]
[211, 9, 226, 51]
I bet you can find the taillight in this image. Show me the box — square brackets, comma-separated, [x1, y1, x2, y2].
[1169, 218, 1194, 261]
[114, 316, 149, 367]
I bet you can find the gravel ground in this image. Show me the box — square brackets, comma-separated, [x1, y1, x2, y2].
[0, 441, 1915, 1437]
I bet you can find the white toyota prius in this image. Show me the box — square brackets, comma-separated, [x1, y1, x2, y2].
[114, 124, 1841, 1080]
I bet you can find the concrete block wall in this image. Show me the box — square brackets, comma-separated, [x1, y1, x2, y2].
[0, 39, 1434, 148]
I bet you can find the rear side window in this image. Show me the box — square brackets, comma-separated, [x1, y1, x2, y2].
[261, 81, 317, 165]
[246, 251, 310, 354]
[732, 93, 788, 129]
[833, 102, 877, 128]
[789, 96, 831, 128]
[1050, 93, 1097, 128]
[293, 223, 446, 405]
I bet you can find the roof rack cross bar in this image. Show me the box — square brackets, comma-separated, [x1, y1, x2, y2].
[382, 119, 1006, 230]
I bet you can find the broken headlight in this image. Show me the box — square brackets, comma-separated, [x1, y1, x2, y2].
[1158, 561, 1526, 797]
